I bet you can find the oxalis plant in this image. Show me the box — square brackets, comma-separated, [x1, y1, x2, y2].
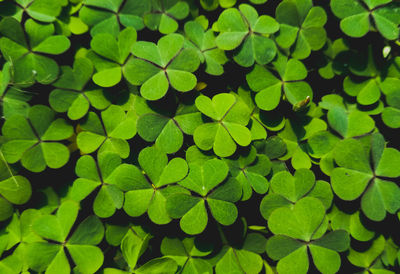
[0, 0, 400, 273]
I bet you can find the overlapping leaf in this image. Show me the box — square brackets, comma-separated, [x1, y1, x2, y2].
[266, 197, 350, 274]
[123, 146, 189, 225]
[215, 3, 279, 67]
[87, 27, 137, 87]
[144, 0, 189, 34]
[27, 200, 104, 274]
[331, 0, 400, 39]
[193, 93, 252, 157]
[49, 57, 110, 120]
[1, 105, 73, 172]
[124, 33, 200, 100]
[80, 0, 151, 37]
[275, 0, 327, 59]
[166, 159, 242, 234]
[331, 133, 400, 221]
[247, 53, 312, 110]
[76, 105, 136, 158]
[0, 17, 70, 85]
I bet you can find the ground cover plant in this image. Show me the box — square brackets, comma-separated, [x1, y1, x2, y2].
[0, 0, 400, 273]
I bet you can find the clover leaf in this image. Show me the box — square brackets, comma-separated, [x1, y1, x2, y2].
[260, 169, 333, 220]
[0, 152, 31, 221]
[144, 0, 189, 34]
[246, 54, 312, 110]
[49, 57, 110, 120]
[0, 17, 70, 85]
[193, 93, 252, 157]
[0, 0, 66, 23]
[347, 235, 387, 271]
[381, 56, 400, 128]
[267, 197, 350, 274]
[224, 146, 271, 201]
[275, 0, 327, 59]
[136, 99, 202, 154]
[0, 61, 32, 119]
[161, 237, 213, 273]
[215, 3, 279, 67]
[0, 209, 44, 273]
[27, 200, 104, 274]
[327, 106, 375, 138]
[278, 111, 328, 169]
[382, 88, 400, 128]
[214, 232, 267, 274]
[125, 33, 200, 100]
[103, 223, 178, 274]
[77, 105, 136, 158]
[123, 146, 189, 225]
[331, 0, 400, 40]
[1, 105, 73, 172]
[331, 133, 400, 221]
[70, 152, 136, 218]
[235, 87, 271, 140]
[87, 27, 137, 87]
[79, 0, 151, 37]
[328, 206, 375, 242]
[341, 46, 394, 106]
[200, 0, 237, 11]
[166, 159, 241, 235]
[184, 20, 228, 76]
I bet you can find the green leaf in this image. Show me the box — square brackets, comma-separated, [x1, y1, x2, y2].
[268, 197, 326, 241]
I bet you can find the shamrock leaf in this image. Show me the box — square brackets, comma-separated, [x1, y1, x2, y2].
[70, 152, 136, 218]
[49, 57, 110, 120]
[124, 33, 200, 100]
[184, 20, 228, 76]
[161, 237, 213, 273]
[193, 93, 252, 157]
[166, 159, 242, 235]
[103, 224, 173, 274]
[341, 46, 394, 106]
[328, 206, 375, 242]
[278, 112, 328, 169]
[144, 0, 189, 34]
[0, 152, 32, 221]
[0, 17, 70, 85]
[214, 233, 266, 274]
[1, 105, 73, 172]
[0, 209, 44, 273]
[327, 106, 375, 138]
[224, 146, 271, 201]
[123, 146, 189, 225]
[137, 101, 202, 154]
[76, 105, 136, 158]
[80, 0, 151, 37]
[215, 3, 279, 67]
[0, 61, 32, 119]
[0, 0, 66, 23]
[275, 0, 327, 59]
[348, 235, 387, 271]
[331, 133, 400, 221]
[267, 197, 350, 274]
[381, 56, 400, 128]
[246, 54, 313, 111]
[331, 0, 400, 40]
[87, 27, 137, 87]
[382, 88, 400, 128]
[260, 169, 333, 220]
[235, 87, 271, 141]
[200, 0, 237, 11]
[27, 201, 104, 274]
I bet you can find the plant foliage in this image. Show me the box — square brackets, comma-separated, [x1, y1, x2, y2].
[0, 0, 400, 273]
